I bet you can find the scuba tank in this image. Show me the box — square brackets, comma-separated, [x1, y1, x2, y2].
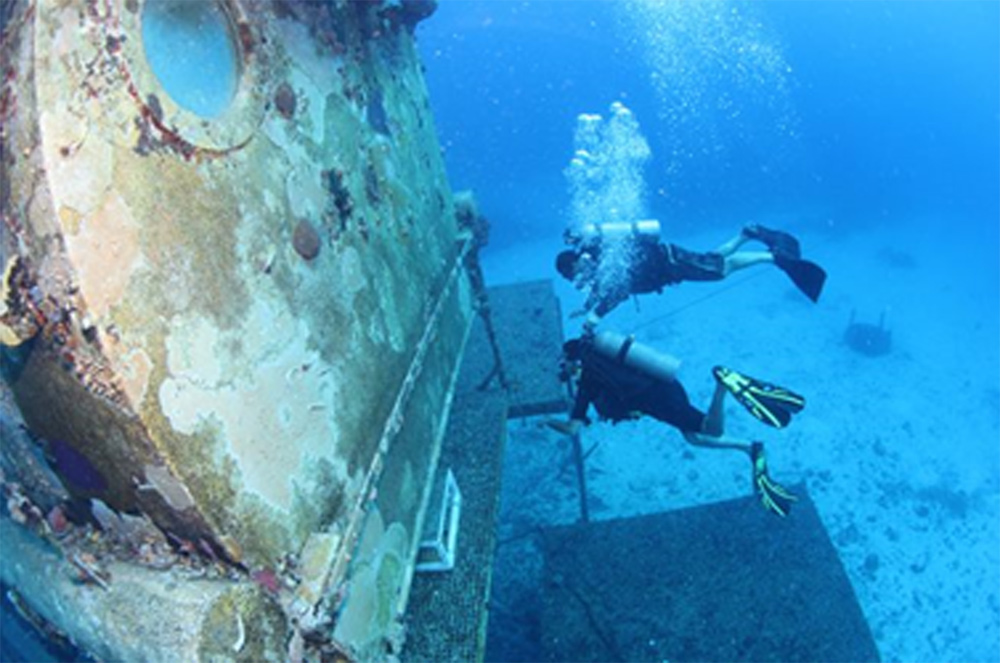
[580, 219, 661, 243]
[591, 330, 680, 383]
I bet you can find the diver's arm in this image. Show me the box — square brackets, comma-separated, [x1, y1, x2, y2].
[579, 288, 601, 316]
[591, 285, 628, 318]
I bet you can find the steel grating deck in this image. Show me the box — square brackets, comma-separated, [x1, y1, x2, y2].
[402, 280, 567, 663]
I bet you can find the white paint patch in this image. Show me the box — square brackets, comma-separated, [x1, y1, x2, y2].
[284, 162, 323, 222]
[159, 299, 345, 510]
[337, 247, 366, 299]
[61, 192, 142, 321]
[163, 315, 224, 387]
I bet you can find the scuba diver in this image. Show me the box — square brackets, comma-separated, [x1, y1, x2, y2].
[555, 222, 827, 327]
[545, 330, 804, 516]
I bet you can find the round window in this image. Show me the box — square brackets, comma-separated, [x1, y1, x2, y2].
[141, 0, 240, 118]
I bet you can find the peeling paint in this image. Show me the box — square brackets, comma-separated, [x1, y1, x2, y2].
[111, 345, 153, 407]
[334, 514, 410, 652]
[5, 3, 472, 657]
[159, 303, 344, 510]
[62, 192, 141, 321]
[162, 315, 225, 388]
[284, 162, 324, 223]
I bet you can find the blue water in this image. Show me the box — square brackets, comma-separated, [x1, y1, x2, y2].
[0, 584, 91, 663]
[418, 0, 999, 247]
[3, 2, 997, 661]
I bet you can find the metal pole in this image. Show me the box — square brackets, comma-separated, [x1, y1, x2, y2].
[564, 379, 589, 523]
[571, 431, 590, 524]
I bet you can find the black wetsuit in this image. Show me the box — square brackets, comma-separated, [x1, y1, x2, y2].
[570, 340, 705, 434]
[579, 239, 726, 317]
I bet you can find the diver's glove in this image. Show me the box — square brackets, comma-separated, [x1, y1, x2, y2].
[750, 442, 797, 517]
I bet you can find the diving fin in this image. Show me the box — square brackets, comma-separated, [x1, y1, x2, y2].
[713, 366, 805, 429]
[774, 253, 826, 302]
[744, 224, 801, 259]
[750, 442, 796, 517]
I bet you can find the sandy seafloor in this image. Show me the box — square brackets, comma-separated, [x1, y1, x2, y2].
[479, 218, 1000, 662]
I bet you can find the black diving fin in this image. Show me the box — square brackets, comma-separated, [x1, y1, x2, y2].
[774, 253, 827, 303]
[713, 366, 805, 429]
[744, 224, 801, 259]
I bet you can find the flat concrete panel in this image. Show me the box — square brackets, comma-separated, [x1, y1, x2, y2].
[540, 486, 879, 663]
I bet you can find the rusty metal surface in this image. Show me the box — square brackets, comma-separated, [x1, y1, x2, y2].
[1, 1, 461, 661]
[1, 0, 460, 570]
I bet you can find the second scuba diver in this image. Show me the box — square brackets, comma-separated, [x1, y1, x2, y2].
[546, 330, 805, 516]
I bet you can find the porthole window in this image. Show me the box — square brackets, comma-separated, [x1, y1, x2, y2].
[141, 0, 240, 118]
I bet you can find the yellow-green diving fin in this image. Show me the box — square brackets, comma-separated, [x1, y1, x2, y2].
[713, 366, 805, 429]
[750, 442, 797, 517]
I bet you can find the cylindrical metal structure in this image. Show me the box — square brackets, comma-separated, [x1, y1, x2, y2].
[1, 0, 469, 660]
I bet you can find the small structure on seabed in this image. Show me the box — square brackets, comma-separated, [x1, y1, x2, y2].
[843, 309, 893, 357]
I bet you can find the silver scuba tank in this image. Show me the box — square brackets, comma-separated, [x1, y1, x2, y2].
[592, 330, 681, 383]
[580, 219, 661, 243]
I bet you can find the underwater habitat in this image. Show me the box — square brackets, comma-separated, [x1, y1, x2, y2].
[1, 1, 998, 662]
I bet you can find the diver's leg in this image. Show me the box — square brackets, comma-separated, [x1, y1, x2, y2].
[742, 224, 802, 259]
[682, 430, 752, 456]
[721, 251, 774, 276]
[688, 379, 750, 452]
[715, 223, 798, 256]
[714, 232, 750, 256]
[700, 379, 728, 437]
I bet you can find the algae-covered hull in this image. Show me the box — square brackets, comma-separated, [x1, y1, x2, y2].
[0, 1, 471, 660]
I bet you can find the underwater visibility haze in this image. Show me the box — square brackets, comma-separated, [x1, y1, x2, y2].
[1, 1, 998, 662]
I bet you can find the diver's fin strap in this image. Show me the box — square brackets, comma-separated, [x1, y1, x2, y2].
[713, 366, 805, 429]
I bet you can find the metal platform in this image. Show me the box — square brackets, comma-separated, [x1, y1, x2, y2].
[403, 279, 878, 663]
[538, 485, 880, 663]
[486, 280, 568, 418]
[402, 280, 567, 663]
